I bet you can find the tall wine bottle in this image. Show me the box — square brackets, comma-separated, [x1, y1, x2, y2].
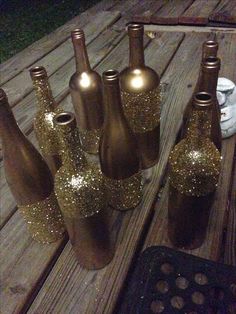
[54, 112, 113, 269]
[30, 66, 62, 175]
[168, 92, 221, 249]
[120, 24, 161, 169]
[0, 89, 64, 243]
[100, 70, 142, 211]
[69, 28, 103, 154]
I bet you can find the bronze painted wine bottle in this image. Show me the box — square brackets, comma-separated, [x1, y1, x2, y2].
[168, 92, 221, 249]
[54, 112, 113, 269]
[30, 66, 62, 176]
[120, 24, 161, 169]
[181, 42, 221, 151]
[100, 70, 142, 211]
[0, 89, 64, 243]
[69, 28, 103, 154]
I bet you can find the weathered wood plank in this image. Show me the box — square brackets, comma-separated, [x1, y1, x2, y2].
[131, 0, 165, 24]
[0, 210, 68, 314]
[0, 29, 126, 228]
[1, 11, 121, 107]
[151, 0, 194, 25]
[0, 0, 122, 85]
[143, 33, 236, 262]
[31, 34, 228, 314]
[224, 146, 236, 266]
[209, 0, 236, 24]
[179, 0, 220, 25]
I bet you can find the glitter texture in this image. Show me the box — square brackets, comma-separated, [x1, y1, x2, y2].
[121, 85, 161, 133]
[54, 123, 107, 219]
[169, 109, 221, 197]
[104, 173, 142, 211]
[18, 192, 65, 243]
[79, 127, 102, 154]
[32, 77, 63, 155]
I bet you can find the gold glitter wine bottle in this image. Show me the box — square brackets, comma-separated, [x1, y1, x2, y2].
[120, 23, 161, 169]
[100, 70, 142, 211]
[69, 28, 103, 154]
[168, 92, 221, 249]
[0, 89, 64, 243]
[181, 44, 221, 151]
[54, 112, 114, 269]
[30, 66, 63, 176]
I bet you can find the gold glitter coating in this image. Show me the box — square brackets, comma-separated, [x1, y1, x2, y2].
[18, 192, 65, 243]
[79, 127, 102, 154]
[104, 172, 142, 211]
[55, 164, 107, 218]
[169, 110, 221, 197]
[121, 85, 161, 133]
[32, 77, 63, 155]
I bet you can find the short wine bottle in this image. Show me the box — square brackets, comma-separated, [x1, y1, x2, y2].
[54, 112, 113, 269]
[120, 24, 161, 169]
[69, 28, 103, 154]
[181, 57, 222, 151]
[168, 92, 221, 249]
[0, 89, 64, 243]
[100, 70, 142, 211]
[30, 66, 62, 176]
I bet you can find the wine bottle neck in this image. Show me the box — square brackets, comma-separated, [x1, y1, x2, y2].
[104, 83, 126, 121]
[60, 128, 87, 171]
[32, 77, 56, 111]
[129, 36, 145, 68]
[186, 108, 212, 141]
[197, 68, 219, 97]
[73, 38, 91, 73]
[0, 100, 22, 143]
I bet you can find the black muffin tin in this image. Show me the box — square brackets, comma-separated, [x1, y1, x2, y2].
[119, 246, 236, 314]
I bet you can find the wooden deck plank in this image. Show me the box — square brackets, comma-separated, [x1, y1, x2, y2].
[29, 33, 228, 314]
[224, 147, 236, 266]
[0, 28, 126, 228]
[179, 0, 221, 25]
[143, 33, 236, 262]
[1, 11, 121, 107]
[131, 0, 165, 24]
[0, 210, 68, 314]
[0, 0, 122, 85]
[151, 0, 194, 25]
[209, 0, 236, 24]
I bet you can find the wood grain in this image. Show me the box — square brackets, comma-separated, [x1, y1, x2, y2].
[209, 0, 236, 24]
[30, 34, 226, 314]
[143, 32, 236, 262]
[0, 0, 122, 85]
[179, 0, 220, 25]
[224, 144, 236, 266]
[151, 0, 194, 25]
[131, 0, 165, 24]
[0, 29, 126, 228]
[1, 11, 121, 107]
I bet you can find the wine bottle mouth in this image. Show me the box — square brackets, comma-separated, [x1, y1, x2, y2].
[102, 69, 119, 83]
[71, 28, 85, 40]
[55, 112, 75, 126]
[128, 23, 144, 37]
[193, 92, 212, 109]
[204, 40, 218, 48]
[30, 66, 47, 78]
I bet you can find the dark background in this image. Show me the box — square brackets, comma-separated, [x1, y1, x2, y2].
[0, 0, 101, 62]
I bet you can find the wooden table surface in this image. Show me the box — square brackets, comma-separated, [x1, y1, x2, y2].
[0, 1, 236, 313]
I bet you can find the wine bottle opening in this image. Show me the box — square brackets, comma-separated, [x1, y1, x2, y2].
[128, 23, 144, 37]
[103, 69, 119, 83]
[55, 112, 75, 125]
[71, 28, 84, 39]
[205, 40, 218, 47]
[30, 66, 47, 78]
[195, 92, 212, 102]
